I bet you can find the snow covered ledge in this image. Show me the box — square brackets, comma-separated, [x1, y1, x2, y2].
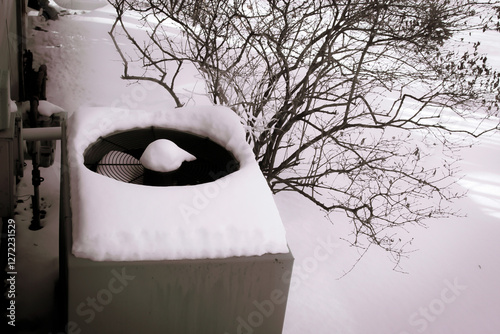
[67, 106, 289, 261]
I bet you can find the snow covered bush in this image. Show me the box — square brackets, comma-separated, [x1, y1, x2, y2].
[108, 0, 500, 264]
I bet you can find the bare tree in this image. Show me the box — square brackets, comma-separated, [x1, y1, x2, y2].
[108, 0, 500, 266]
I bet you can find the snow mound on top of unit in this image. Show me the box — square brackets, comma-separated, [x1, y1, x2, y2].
[140, 139, 196, 173]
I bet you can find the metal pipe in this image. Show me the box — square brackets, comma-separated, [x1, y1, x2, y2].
[23, 127, 62, 141]
[29, 141, 43, 231]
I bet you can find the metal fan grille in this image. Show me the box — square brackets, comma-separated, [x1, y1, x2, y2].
[96, 151, 144, 184]
[83, 127, 239, 186]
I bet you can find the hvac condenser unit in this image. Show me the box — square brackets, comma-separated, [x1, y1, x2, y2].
[60, 106, 293, 334]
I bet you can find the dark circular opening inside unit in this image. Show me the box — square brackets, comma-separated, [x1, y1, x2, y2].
[83, 127, 240, 186]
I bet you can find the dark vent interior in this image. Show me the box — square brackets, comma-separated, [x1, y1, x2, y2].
[83, 127, 240, 186]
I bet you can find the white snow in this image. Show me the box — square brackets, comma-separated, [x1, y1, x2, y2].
[140, 139, 196, 172]
[67, 105, 289, 261]
[37, 100, 65, 117]
[9, 100, 17, 113]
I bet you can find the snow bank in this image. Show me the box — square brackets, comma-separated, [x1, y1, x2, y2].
[67, 105, 289, 261]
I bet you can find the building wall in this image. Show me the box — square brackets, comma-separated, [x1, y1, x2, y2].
[0, 0, 24, 101]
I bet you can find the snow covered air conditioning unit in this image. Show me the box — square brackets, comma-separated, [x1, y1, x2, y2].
[59, 106, 293, 334]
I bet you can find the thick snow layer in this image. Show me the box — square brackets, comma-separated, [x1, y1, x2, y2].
[140, 139, 196, 172]
[67, 105, 289, 261]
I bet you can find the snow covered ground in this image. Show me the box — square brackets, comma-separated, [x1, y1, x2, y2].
[8, 2, 500, 333]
